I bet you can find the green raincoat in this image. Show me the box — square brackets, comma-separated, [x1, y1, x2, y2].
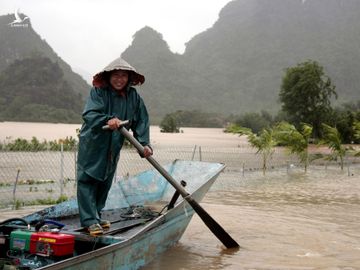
[77, 86, 150, 181]
[76, 57, 150, 227]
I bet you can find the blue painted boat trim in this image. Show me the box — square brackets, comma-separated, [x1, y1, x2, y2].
[22, 160, 225, 270]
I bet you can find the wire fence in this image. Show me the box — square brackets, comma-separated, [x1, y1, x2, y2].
[0, 144, 358, 209]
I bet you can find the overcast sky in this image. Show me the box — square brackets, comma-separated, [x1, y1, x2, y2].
[1, 0, 232, 78]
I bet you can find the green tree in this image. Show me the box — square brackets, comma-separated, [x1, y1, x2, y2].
[274, 122, 313, 172]
[224, 124, 252, 134]
[279, 60, 337, 138]
[225, 125, 276, 175]
[353, 120, 360, 157]
[354, 120, 360, 141]
[171, 110, 224, 128]
[330, 101, 360, 144]
[159, 114, 180, 133]
[232, 110, 273, 134]
[248, 128, 277, 175]
[320, 123, 349, 170]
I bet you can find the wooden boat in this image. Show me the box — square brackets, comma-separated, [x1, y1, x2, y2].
[0, 160, 225, 270]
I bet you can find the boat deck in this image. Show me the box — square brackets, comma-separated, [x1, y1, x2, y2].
[0, 160, 225, 270]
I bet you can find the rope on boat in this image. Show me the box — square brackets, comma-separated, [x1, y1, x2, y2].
[120, 205, 160, 220]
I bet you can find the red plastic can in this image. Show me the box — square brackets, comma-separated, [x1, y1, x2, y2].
[30, 232, 75, 257]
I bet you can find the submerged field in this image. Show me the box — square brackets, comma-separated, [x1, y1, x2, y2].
[0, 122, 359, 269]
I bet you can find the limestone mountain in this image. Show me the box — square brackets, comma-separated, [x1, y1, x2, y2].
[0, 13, 89, 100]
[123, 0, 360, 121]
[122, 27, 200, 121]
[2, 1, 360, 124]
[0, 56, 83, 123]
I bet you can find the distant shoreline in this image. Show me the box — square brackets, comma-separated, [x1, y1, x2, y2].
[0, 121, 246, 148]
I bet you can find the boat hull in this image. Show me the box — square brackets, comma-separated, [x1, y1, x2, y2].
[2, 160, 225, 270]
[45, 212, 193, 270]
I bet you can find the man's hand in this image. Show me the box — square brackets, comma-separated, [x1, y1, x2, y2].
[142, 146, 153, 158]
[107, 118, 122, 130]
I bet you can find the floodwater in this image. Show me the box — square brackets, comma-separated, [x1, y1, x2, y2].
[143, 166, 360, 270]
[1, 122, 359, 269]
[0, 121, 247, 147]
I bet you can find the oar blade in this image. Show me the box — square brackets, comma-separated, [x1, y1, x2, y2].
[117, 126, 240, 249]
[186, 196, 240, 249]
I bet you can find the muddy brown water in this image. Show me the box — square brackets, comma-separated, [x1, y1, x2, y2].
[143, 166, 360, 270]
[0, 122, 246, 147]
[1, 165, 359, 269]
[1, 122, 359, 269]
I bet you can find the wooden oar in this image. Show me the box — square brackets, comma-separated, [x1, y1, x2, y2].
[103, 124, 239, 249]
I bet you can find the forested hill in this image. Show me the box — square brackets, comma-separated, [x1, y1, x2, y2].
[0, 56, 83, 123]
[0, 14, 89, 102]
[122, 0, 360, 121]
[1, 1, 360, 124]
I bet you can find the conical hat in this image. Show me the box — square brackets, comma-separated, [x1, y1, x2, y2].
[92, 57, 145, 87]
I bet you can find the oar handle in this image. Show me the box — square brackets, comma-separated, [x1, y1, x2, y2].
[118, 127, 190, 197]
[102, 123, 189, 196]
[101, 124, 240, 249]
[102, 120, 130, 131]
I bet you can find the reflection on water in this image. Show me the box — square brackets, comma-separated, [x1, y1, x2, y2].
[143, 165, 360, 270]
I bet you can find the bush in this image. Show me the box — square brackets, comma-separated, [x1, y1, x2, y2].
[0, 136, 78, 151]
[160, 114, 180, 133]
[229, 110, 274, 134]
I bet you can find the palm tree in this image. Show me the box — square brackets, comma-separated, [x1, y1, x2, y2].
[225, 124, 277, 175]
[320, 123, 347, 170]
[274, 122, 313, 172]
[224, 124, 252, 134]
[247, 128, 277, 175]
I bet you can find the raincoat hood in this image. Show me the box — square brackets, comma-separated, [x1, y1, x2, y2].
[92, 57, 145, 88]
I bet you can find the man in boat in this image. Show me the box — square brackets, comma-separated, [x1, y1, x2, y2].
[77, 57, 153, 236]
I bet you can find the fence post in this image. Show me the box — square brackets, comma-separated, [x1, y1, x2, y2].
[199, 146, 202, 161]
[74, 147, 77, 186]
[191, 145, 197, 161]
[286, 161, 289, 174]
[60, 143, 64, 197]
[12, 168, 21, 209]
[242, 162, 245, 177]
